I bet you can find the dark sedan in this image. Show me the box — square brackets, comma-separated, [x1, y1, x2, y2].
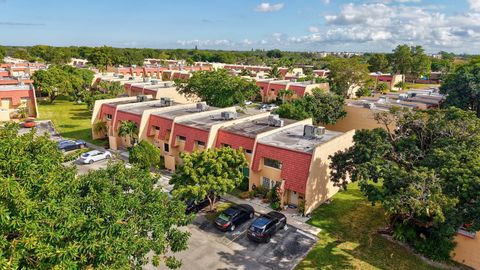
[214, 204, 255, 232]
[57, 139, 87, 152]
[247, 211, 286, 243]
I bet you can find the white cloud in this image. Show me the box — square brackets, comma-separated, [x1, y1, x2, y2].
[470, 0, 480, 11]
[322, 0, 330, 4]
[309, 26, 320, 33]
[255, 2, 284, 12]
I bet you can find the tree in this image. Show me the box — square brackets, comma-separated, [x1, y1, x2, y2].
[356, 87, 372, 97]
[391, 44, 413, 75]
[0, 46, 6, 63]
[87, 47, 112, 71]
[176, 69, 259, 107]
[368, 54, 390, 73]
[169, 147, 247, 211]
[410, 46, 431, 82]
[276, 88, 347, 125]
[0, 123, 190, 269]
[93, 120, 107, 137]
[328, 58, 370, 97]
[118, 120, 138, 145]
[376, 82, 389, 94]
[129, 140, 162, 170]
[239, 68, 252, 77]
[440, 61, 480, 117]
[329, 108, 480, 261]
[266, 65, 282, 79]
[394, 81, 407, 91]
[266, 49, 283, 58]
[278, 89, 294, 103]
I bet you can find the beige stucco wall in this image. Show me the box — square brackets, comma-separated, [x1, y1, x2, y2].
[325, 105, 389, 132]
[304, 129, 355, 214]
[452, 232, 480, 269]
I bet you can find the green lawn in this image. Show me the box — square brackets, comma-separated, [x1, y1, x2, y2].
[297, 183, 439, 270]
[404, 83, 440, 89]
[37, 97, 106, 146]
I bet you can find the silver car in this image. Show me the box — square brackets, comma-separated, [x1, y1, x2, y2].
[79, 150, 112, 164]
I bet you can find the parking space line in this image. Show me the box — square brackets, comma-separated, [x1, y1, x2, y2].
[296, 228, 318, 240]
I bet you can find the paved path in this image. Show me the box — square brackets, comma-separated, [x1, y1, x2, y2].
[223, 194, 321, 236]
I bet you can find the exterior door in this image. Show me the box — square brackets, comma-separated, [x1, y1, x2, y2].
[289, 190, 299, 206]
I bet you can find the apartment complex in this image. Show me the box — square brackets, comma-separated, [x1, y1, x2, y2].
[369, 73, 405, 91]
[256, 79, 329, 103]
[0, 77, 39, 121]
[326, 90, 445, 132]
[91, 97, 354, 214]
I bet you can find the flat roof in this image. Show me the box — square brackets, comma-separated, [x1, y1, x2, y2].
[0, 84, 31, 91]
[152, 104, 219, 119]
[177, 108, 260, 130]
[258, 125, 344, 153]
[222, 116, 297, 138]
[118, 100, 181, 115]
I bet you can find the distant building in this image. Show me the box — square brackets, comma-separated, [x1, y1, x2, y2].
[256, 79, 329, 103]
[369, 73, 405, 91]
[0, 77, 38, 121]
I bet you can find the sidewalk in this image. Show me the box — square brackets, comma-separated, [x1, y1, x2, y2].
[223, 194, 321, 237]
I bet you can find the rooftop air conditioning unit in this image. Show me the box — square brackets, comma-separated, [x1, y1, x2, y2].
[160, 97, 173, 107]
[221, 111, 237, 120]
[267, 114, 280, 126]
[143, 77, 150, 82]
[113, 73, 118, 77]
[273, 119, 284, 127]
[129, 77, 134, 80]
[303, 125, 325, 138]
[196, 103, 209, 112]
[399, 93, 409, 101]
[378, 96, 389, 103]
[118, 74, 124, 79]
[136, 95, 148, 102]
[151, 79, 158, 85]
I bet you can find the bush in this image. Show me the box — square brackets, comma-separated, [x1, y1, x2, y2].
[253, 186, 268, 199]
[270, 201, 280, 210]
[238, 177, 249, 191]
[129, 140, 162, 170]
[63, 148, 90, 162]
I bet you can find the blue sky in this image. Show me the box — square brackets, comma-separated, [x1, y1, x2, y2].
[1, 0, 479, 53]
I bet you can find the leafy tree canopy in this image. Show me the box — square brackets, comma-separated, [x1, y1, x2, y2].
[328, 58, 370, 97]
[176, 69, 259, 107]
[129, 140, 163, 170]
[440, 60, 480, 117]
[329, 108, 480, 260]
[0, 123, 190, 269]
[275, 88, 346, 125]
[169, 147, 247, 211]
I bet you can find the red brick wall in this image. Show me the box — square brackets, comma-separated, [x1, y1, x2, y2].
[215, 130, 255, 151]
[0, 89, 34, 106]
[100, 104, 117, 121]
[252, 143, 312, 193]
[171, 123, 209, 152]
[288, 85, 307, 97]
[114, 111, 141, 131]
[147, 115, 173, 140]
[130, 85, 144, 95]
[144, 89, 157, 96]
[256, 81, 270, 96]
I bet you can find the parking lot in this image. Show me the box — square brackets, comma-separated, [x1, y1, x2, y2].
[146, 208, 317, 270]
[72, 158, 112, 175]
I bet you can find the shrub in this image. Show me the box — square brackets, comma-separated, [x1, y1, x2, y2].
[62, 148, 90, 162]
[238, 177, 249, 191]
[129, 140, 162, 170]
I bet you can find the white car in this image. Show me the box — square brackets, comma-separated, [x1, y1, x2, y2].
[244, 101, 253, 105]
[79, 150, 112, 164]
[266, 104, 278, 111]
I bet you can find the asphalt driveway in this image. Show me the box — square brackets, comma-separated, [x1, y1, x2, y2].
[146, 208, 317, 270]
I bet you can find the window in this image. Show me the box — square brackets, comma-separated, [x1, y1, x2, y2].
[153, 125, 160, 131]
[196, 140, 206, 147]
[262, 177, 272, 189]
[264, 158, 282, 169]
[164, 143, 170, 153]
[245, 149, 253, 154]
[105, 114, 113, 121]
[222, 143, 231, 148]
[177, 135, 186, 142]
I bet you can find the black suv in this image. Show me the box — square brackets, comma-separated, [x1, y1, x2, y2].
[214, 204, 255, 232]
[247, 211, 287, 243]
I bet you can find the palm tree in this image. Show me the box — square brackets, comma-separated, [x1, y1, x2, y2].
[93, 121, 108, 137]
[16, 106, 29, 119]
[267, 65, 282, 79]
[239, 69, 252, 77]
[278, 89, 295, 103]
[118, 120, 138, 146]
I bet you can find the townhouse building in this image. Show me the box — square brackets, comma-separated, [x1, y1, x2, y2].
[256, 79, 329, 103]
[369, 73, 405, 91]
[325, 90, 445, 132]
[0, 78, 39, 121]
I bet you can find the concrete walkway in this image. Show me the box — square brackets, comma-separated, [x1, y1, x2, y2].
[223, 194, 321, 237]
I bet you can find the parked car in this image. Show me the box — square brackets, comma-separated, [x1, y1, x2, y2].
[266, 104, 278, 111]
[57, 139, 87, 152]
[21, 118, 36, 128]
[214, 204, 255, 232]
[244, 101, 253, 105]
[247, 211, 286, 243]
[78, 150, 112, 164]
